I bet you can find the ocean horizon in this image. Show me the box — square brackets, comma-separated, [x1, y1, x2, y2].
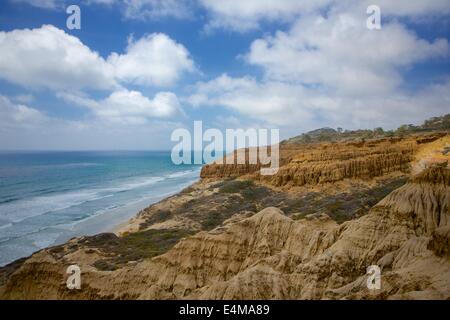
[0, 150, 202, 266]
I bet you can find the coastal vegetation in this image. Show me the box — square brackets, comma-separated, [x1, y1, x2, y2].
[0, 114, 449, 300]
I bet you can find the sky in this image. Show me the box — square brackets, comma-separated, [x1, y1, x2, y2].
[0, 0, 449, 150]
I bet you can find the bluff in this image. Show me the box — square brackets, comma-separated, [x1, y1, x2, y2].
[200, 135, 446, 186]
[1, 158, 449, 299]
[0, 133, 449, 300]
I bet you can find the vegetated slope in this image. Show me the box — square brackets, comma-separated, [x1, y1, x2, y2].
[285, 113, 450, 144]
[0, 165, 448, 299]
[1, 131, 449, 300]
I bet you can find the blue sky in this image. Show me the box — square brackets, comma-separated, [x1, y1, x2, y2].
[0, 0, 449, 150]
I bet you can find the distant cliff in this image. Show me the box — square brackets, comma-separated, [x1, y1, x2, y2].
[201, 133, 447, 185]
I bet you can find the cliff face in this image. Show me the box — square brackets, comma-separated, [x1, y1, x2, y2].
[0, 134, 449, 300]
[267, 142, 413, 187]
[1, 166, 449, 300]
[200, 135, 440, 187]
[138, 167, 450, 300]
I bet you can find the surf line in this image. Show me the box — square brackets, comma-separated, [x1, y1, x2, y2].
[179, 304, 214, 318]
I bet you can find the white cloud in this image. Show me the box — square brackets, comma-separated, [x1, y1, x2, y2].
[10, 0, 63, 9]
[188, 74, 450, 131]
[0, 24, 192, 149]
[0, 25, 194, 91]
[10, 0, 119, 9]
[188, 74, 316, 125]
[0, 94, 184, 150]
[100, 90, 183, 122]
[199, 0, 450, 32]
[0, 95, 49, 130]
[4, 1, 450, 149]
[0, 25, 116, 91]
[186, 9, 450, 131]
[13, 94, 35, 104]
[246, 14, 449, 96]
[60, 89, 183, 124]
[122, 0, 193, 20]
[11, 0, 450, 32]
[86, 0, 116, 5]
[10, 0, 194, 20]
[200, 0, 331, 32]
[353, 0, 450, 17]
[108, 33, 195, 87]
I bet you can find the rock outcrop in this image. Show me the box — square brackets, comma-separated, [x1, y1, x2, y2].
[1, 165, 449, 300]
[201, 136, 419, 187]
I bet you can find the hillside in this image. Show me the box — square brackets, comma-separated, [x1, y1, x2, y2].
[0, 120, 449, 300]
[285, 114, 450, 145]
[200, 132, 447, 184]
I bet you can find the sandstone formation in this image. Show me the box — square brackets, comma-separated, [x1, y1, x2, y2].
[201, 136, 419, 185]
[0, 133, 449, 300]
[201, 134, 448, 187]
[1, 165, 449, 299]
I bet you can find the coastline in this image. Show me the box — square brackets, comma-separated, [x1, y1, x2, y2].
[61, 176, 201, 247]
[1, 132, 449, 300]
[109, 178, 199, 236]
[0, 168, 201, 267]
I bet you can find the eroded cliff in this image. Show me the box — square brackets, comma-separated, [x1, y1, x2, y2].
[200, 134, 446, 188]
[0, 134, 449, 300]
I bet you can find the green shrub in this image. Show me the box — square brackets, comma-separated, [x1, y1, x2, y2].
[87, 229, 193, 271]
[218, 180, 255, 193]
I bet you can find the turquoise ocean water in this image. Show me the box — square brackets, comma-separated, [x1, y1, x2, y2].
[0, 151, 201, 266]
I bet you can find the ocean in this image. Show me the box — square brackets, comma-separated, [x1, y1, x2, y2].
[0, 151, 201, 266]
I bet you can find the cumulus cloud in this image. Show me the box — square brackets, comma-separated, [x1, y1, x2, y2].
[0, 94, 184, 150]
[0, 25, 194, 91]
[60, 89, 183, 124]
[108, 33, 195, 87]
[10, 0, 63, 9]
[4, 0, 450, 149]
[99, 90, 183, 122]
[10, 0, 194, 20]
[246, 14, 449, 96]
[0, 23, 192, 148]
[188, 74, 315, 126]
[11, 0, 450, 31]
[0, 25, 116, 91]
[0, 95, 49, 129]
[188, 74, 450, 131]
[349, 0, 450, 17]
[122, 0, 193, 20]
[10, 0, 121, 9]
[186, 6, 450, 131]
[199, 0, 331, 32]
[199, 0, 450, 32]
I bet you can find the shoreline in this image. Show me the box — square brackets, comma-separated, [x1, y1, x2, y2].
[1, 132, 449, 299]
[61, 176, 201, 244]
[0, 173, 201, 267]
[109, 180, 197, 236]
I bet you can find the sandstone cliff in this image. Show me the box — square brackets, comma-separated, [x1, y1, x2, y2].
[0, 134, 448, 300]
[1, 165, 449, 299]
[200, 134, 446, 188]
